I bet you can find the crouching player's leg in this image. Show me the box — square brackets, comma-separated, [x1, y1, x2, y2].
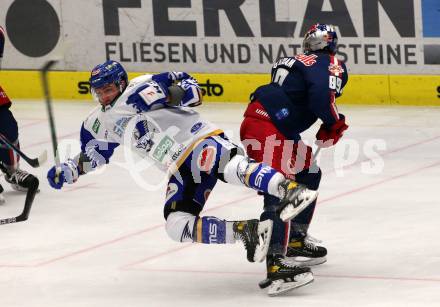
[0, 103, 38, 196]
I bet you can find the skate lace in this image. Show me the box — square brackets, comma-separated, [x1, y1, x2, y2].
[233, 225, 248, 247]
[305, 235, 322, 244]
[280, 257, 300, 269]
[11, 169, 30, 183]
[304, 241, 318, 251]
[241, 234, 249, 249]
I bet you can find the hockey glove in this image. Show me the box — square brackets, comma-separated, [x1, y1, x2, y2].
[178, 78, 203, 107]
[315, 114, 348, 148]
[47, 159, 79, 189]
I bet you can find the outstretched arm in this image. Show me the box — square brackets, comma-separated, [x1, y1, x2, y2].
[47, 123, 119, 189]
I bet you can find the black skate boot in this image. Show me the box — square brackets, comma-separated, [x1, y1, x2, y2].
[233, 219, 273, 263]
[285, 236, 327, 267]
[277, 180, 318, 222]
[5, 169, 36, 192]
[259, 254, 314, 296]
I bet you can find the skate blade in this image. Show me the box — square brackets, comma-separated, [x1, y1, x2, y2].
[284, 256, 327, 267]
[279, 190, 318, 222]
[253, 220, 273, 263]
[267, 272, 314, 297]
[258, 278, 272, 289]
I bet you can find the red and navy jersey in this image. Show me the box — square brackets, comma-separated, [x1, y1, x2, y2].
[251, 50, 348, 139]
[0, 85, 12, 108]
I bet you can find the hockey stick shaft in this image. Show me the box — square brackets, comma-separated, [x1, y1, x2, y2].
[0, 133, 47, 167]
[40, 60, 59, 164]
[313, 146, 322, 164]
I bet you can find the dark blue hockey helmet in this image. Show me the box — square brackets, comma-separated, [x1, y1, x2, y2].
[89, 60, 128, 90]
[302, 23, 338, 54]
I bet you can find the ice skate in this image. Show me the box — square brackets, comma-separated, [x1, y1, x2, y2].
[233, 219, 273, 262]
[285, 236, 327, 267]
[259, 254, 314, 296]
[5, 169, 36, 192]
[277, 180, 318, 222]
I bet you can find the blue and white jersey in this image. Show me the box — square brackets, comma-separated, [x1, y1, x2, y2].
[80, 74, 221, 173]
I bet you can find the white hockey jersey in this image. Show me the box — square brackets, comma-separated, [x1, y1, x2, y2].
[80, 74, 222, 172]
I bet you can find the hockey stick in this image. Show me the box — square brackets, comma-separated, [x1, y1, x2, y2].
[0, 176, 39, 225]
[40, 60, 59, 164]
[313, 146, 322, 164]
[0, 133, 47, 167]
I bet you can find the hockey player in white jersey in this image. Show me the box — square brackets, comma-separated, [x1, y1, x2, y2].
[47, 61, 317, 293]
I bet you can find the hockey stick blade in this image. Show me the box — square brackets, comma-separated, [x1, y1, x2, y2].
[0, 177, 39, 225]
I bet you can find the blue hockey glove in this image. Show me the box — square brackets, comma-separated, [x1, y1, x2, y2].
[47, 159, 79, 189]
[178, 78, 203, 107]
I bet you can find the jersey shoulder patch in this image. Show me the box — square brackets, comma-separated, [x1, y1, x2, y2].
[137, 82, 167, 106]
[83, 106, 103, 137]
[294, 53, 318, 67]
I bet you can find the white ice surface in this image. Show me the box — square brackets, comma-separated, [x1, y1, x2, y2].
[1, 101, 439, 307]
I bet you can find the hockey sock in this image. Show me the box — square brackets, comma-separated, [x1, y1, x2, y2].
[289, 168, 321, 239]
[289, 199, 317, 239]
[223, 155, 285, 197]
[193, 216, 236, 244]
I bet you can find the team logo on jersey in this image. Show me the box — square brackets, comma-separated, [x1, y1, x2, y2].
[165, 183, 179, 202]
[190, 122, 205, 134]
[92, 118, 101, 133]
[275, 108, 289, 120]
[134, 120, 155, 152]
[328, 63, 344, 76]
[197, 146, 217, 172]
[294, 54, 318, 66]
[136, 133, 154, 152]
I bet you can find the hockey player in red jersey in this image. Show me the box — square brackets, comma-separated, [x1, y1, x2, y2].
[0, 26, 39, 203]
[240, 24, 349, 295]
